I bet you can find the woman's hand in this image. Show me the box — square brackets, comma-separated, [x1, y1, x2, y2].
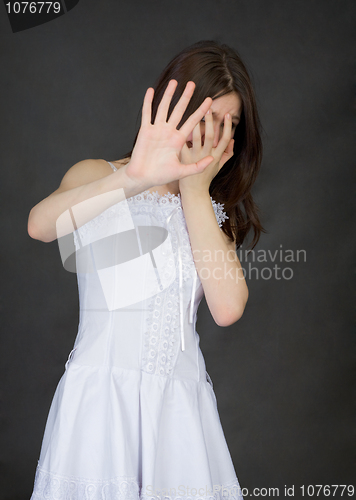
[124, 80, 214, 188]
[179, 108, 235, 195]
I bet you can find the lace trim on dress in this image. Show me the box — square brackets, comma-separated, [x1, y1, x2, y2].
[30, 464, 243, 500]
[127, 189, 182, 206]
[30, 464, 140, 500]
[141, 277, 180, 376]
[125, 189, 229, 228]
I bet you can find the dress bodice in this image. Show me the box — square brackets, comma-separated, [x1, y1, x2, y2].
[69, 162, 229, 380]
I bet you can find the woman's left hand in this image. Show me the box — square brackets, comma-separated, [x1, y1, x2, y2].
[179, 109, 235, 195]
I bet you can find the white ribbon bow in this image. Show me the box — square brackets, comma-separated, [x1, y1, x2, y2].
[165, 206, 197, 352]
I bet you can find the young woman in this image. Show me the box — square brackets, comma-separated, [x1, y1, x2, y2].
[28, 40, 263, 500]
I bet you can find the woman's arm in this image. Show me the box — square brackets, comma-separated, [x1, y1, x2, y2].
[27, 159, 148, 243]
[28, 80, 213, 243]
[181, 189, 248, 327]
[179, 108, 248, 326]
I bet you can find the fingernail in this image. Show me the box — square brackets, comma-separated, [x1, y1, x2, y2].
[226, 113, 230, 119]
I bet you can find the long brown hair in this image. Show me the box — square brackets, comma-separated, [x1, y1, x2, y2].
[122, 40, 266, 249]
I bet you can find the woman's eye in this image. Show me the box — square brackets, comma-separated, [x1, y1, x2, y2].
[220, 123, 237, 128]
[202, 118, 237, 128]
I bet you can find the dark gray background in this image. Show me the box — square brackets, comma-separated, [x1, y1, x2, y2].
[0, 1, 355, 498]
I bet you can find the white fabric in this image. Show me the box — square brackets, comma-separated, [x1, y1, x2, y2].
[30, 161, 243, 500]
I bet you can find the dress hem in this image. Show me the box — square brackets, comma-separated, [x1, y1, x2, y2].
[30, 463, 244, 500]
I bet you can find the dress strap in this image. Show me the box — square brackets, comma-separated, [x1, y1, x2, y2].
[107, 161, 117, 172]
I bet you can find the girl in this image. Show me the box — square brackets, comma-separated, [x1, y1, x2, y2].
[28, 40, 263, 500]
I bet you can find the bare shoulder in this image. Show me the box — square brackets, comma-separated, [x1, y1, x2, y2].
[55, 158, 129, 194]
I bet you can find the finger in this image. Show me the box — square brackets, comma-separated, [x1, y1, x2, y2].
[219, 139, 235, 168]
[141, 87, 154, 127]
[179, 143, 191, 163]
[155, 79, 178, 123]
[227, 138, 235, 155]
[179, 96, 213, 138]
[181, 142, 190, 155]
[202, 109, 214, 152]
[178, 155, 215, 178]
[225, 138, 235, 156]
[218, 141, 235, 172]
[192, 121, 202, 153]
[168, 81, 196, 127]
[214, 113, 233, 157]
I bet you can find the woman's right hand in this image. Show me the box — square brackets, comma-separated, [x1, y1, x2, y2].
[124, 80, 214, 187]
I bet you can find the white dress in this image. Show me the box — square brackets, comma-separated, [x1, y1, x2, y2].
[30, 161, 244, 500]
